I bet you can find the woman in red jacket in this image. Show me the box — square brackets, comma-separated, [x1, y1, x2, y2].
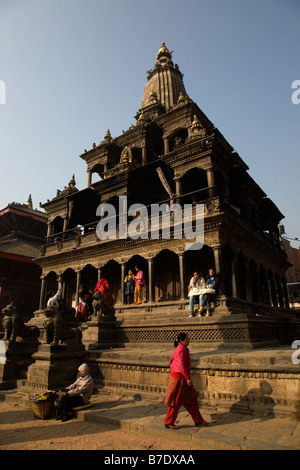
[164, 332, 209, 429]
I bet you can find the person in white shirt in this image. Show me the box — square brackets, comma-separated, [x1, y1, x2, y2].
[188, 272, 205, 317]
[47, 276, 62, 309]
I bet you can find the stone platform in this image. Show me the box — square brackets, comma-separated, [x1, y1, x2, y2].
[82, 299, 300, 350]
[86, 344, 300, 421]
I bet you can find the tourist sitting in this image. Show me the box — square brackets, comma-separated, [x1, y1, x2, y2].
[56, 363, 94, 422]
[76, 284, 92, 321]
[198, 268, 219, 317]
[188, 272, 206, 317]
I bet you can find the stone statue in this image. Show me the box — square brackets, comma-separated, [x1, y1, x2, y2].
[92, 290, 115, 318]
[2, 302, 39, 342]
[43, 305, 82, 346]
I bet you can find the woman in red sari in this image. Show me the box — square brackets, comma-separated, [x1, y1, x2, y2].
[164, 332, 209, 429]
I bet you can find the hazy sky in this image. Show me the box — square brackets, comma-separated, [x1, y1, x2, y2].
[0, 0, 299, 247]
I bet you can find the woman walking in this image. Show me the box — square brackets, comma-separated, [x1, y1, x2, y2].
[164, 332, 208, 429]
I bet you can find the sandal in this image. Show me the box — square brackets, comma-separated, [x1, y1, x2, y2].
[195, 420, 209, 426]
[165, 424, 179, 430]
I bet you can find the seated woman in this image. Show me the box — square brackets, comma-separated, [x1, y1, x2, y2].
[56, 363, 94, 422]
[198, 268, 219, 317]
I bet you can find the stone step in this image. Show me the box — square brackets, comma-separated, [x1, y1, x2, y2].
[81, 396, 299, 451]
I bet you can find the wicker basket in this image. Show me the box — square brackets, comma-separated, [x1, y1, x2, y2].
[31, 398, 55, 419]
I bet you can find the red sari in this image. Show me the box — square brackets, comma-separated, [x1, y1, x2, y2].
[164, 344, 205, 426]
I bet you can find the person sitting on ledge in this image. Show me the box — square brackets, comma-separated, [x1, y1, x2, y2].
[56, 363, 94, 422]
[198, 268, 219, 317]
[188, 271, 206, 317]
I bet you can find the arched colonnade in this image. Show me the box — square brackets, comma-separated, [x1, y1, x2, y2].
[38, 245, 290, 312]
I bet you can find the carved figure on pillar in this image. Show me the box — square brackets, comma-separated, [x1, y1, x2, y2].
[43, 305, 82, 346]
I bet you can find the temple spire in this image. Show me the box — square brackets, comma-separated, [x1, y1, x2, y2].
[141, 42, 187, 113]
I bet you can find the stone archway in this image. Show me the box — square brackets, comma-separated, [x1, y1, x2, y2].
[154, 249, 180, 302]
[126, 255, 148, 303]
[81, 264, 98, 292]
[102, 260, 122, 305]
[62, 268, 77, 308]
[184, 245, 215, 286]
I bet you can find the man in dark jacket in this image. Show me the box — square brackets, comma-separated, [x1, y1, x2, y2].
[198, 268, 219, 317]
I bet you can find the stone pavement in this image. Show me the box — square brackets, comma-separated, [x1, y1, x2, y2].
[0, 391, 299, 451]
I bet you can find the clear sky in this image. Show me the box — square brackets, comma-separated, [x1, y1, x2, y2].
[0, 0, 299, 247]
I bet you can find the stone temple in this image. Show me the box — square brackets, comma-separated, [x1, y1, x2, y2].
[37, 42, 295, 342]
[2, 43, 299, 419]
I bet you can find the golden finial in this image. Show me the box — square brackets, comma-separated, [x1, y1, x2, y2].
[26, 194, 33, 209]
[104, 129, 112, 142]
[191, 115, 201, 132]
[156, 42, 172, 61]
[189, 115, 206, 139]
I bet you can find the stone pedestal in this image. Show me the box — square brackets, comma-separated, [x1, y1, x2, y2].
[0, 339, 39, 390]
[81, 314, 117, 350]
[26, 343, 86, 392]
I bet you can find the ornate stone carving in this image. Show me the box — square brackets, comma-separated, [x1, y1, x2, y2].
[2, 302, 39, 342]
[43, 305, 82, 346]
[120, 146, 132, 163]
[92, 290, 115, 318]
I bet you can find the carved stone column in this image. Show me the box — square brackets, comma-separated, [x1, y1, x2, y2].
[206, 168, 216, 198]
[174, 176, 182, 205]
[63, 216, 69, 240]
[121, 263, 126, 305]
[87, 170, 92, 188]
[46, 221, 52, 238]
[178, 252, 186, 300]
[147, 258, 154, 303]
[244, 258, 252, 302]
[39, 275, 46, 310]
[231, 254, 238, 298]
[163, 136, 170, 155]
[75, 270, 81, 307]
[212, 246, 225, 295]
